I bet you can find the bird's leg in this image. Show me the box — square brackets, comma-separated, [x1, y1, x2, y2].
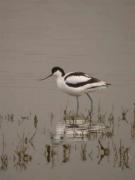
[86, 93, 93, 121]
[76, 96, 79, 117]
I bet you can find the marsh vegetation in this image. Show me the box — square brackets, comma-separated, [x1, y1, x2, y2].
[0, 104, 135, 171]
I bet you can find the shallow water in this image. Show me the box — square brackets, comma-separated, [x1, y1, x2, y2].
[0, 0, 135, 180]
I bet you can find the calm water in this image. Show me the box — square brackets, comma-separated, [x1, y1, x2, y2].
[0, 0, 135, 180]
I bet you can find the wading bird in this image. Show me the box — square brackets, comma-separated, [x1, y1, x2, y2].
[40, 66, 110, 116]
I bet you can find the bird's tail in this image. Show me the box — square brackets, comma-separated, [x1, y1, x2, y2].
[106, 82, 111, 86]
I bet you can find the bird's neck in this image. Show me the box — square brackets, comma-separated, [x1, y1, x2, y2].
[56, 75, 64, 89]
[56, 74, 63, 81]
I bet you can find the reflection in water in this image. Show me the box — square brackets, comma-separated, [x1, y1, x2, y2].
[13, 128, 37, 170]
[80, 143, 87, 161]
[14, 142, 32, 170]
[131, 103, 135, 138]
[112, 141, 130, 169]
[121, 108, 129, 122]
[97, 140, 110, 164]
[44, 144, 58, 168]
[44, 139, 130, 170]
[0, 135, 8, 171]
[53, 107, 114, 142]
[0, 105, 135, 172]
[62, 144, 71, 163]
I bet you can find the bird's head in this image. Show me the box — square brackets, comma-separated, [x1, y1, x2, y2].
[51, 66, 65, 77]
[39, 66, 65, 81]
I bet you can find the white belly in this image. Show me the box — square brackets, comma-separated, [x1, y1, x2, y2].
[56, 78, 83, 96]
[56, 77, 107, 96]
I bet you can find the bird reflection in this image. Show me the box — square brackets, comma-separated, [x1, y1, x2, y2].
[0, 106, 134, 171]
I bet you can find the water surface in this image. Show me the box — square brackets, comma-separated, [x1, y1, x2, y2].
[0, 0, 135, 180]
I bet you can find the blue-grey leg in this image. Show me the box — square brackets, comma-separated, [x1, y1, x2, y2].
[86, 93, 93, 115]
[76, 96, 79, 116]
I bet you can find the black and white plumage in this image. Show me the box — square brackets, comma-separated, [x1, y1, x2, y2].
[64, 72, 109, 91]
[40, 66, 111, 115]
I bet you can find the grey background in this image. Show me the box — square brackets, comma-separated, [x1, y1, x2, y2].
[0, 0, 135, 180]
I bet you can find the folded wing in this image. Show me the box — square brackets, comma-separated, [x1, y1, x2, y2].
[65, 72, 101, 88]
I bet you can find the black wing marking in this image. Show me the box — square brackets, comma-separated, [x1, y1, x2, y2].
[66, 76, 100, 88]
